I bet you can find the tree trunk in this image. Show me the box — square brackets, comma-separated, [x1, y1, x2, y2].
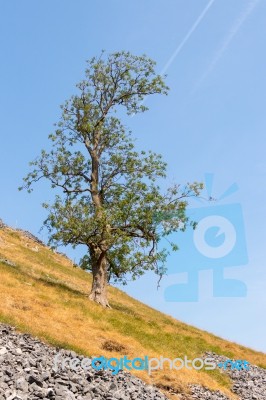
[89, 147, 111, 307]
[89, 247, 110, 308]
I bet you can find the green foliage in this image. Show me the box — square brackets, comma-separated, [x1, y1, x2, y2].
[20, 51, 202, 285]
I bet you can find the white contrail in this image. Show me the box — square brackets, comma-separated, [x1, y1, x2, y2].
[131, 0, 216, 116]
[195, 0, 260, 89]
[160, 0, 216, 75]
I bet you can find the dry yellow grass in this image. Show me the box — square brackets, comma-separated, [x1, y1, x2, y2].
[0, 226, 265, 399]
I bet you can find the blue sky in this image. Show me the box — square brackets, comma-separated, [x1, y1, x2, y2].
[1, 0, 266, 352]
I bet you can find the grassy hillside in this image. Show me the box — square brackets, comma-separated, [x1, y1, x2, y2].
[0, 224, 265, 399]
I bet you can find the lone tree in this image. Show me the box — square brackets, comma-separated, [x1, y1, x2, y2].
[21, 52, 202, 307]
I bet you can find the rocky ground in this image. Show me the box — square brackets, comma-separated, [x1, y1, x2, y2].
[202, 352, 266, 400]
[0, 323, 265, 400]
[0, 324, 168, 400]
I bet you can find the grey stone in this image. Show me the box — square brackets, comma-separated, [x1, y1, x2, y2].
[0, 348, 7, 355]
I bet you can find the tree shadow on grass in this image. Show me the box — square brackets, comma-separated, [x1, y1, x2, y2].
[0, 260, 87, 297]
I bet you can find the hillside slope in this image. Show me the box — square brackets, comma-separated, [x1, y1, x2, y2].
[0, 222, 265, 399]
